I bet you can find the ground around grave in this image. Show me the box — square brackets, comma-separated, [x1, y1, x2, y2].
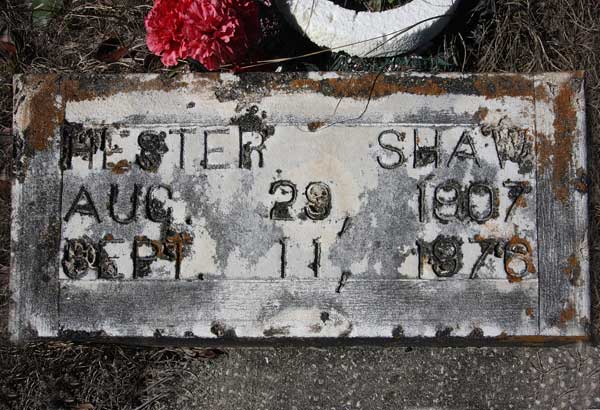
[0, 0, 599, 409]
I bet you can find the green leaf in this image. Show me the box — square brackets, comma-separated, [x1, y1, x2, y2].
[32, 0, 63, 27]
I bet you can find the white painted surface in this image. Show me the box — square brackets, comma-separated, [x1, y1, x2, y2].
[274, 0, 461, 56]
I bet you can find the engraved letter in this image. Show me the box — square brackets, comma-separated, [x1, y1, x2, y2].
[170, 128, 196, 169]
[413, 129, 441, 168]
[309, 238, 321, 278]
[136, 131, 168, 172]
[447, 130, 481, 168]
[270, 180, 297, 221]
[279, 237, 288, 279]
[377, 130, 406, 169]
[503, 180, 532, 222]
[232, 106, 275, 170]
[98, 235, 125, 280]
[62, 236, 97, 279]
[60, 121, 105, 170]
[133, 236, 160, 279]
[64, 186, 101, 223]
[109, 184, 140, 224]
[504, 237, 535, 282]
[202, 129, 231, 170]
[304, 182, 332, 221]
[146, 184, 173, 223]
[164, 231, 194, 280]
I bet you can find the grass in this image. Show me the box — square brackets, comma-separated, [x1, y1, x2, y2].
[0, 0, 599, 408]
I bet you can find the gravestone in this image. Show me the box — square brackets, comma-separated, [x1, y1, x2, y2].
[9, 72, 590, 342]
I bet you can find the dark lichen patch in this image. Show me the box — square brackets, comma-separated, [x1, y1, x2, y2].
[435, 327, 454, 338]
[58, 328, 107, 339]
[574, 167, 588, 193]
[209, 322, 236, 338]
[210, 321, 226, 337]
[59, 74, 196, 103]
[392, 325, 404, 338]
[213, 73, 537, 103]
[472, 74, 534, 100]
[307, 121, 325, 132]
[468, 327, 484, 338]
[263, 326, 291, 337]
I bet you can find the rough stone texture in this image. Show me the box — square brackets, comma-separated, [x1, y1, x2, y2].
[9, 72, 589, 343]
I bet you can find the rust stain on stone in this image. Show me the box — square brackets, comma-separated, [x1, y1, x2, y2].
[27, 75, 62, 152]
[109, 159, 131, 175]
[515, 195, 528, 209]
[537, 82, 578, 204]
[563, 253, 582, 286]
[472, 75, 534, 100]
[559, 303, 576, 326]
[60, 75, 194, 103]
[534, 84, 551, 103]
[286, 75, 450, 100]
[307, 121, 325, 132]
[472, 106, 489, 123]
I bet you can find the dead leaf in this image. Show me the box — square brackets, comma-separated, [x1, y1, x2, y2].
[95, 37, 129, 63]
[74, 404, 95, 410]
[0, 28, 16, 63]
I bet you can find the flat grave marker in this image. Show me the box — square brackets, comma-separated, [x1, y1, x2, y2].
[9, 72, 590, 342]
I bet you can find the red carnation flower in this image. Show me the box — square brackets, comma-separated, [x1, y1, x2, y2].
[145, 0, 261, 70]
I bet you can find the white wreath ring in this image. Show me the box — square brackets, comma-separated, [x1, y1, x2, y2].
[274, 0, 461, 57]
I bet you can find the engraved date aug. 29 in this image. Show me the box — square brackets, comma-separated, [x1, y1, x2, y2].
[269, 180, 332, 221]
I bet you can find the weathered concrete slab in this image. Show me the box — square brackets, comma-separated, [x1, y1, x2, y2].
[9, 72, 589, 343]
